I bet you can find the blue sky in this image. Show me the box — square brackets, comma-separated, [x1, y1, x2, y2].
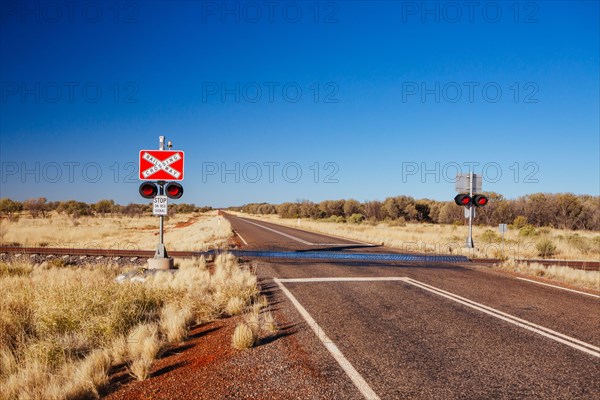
[1, 0, 598, 207]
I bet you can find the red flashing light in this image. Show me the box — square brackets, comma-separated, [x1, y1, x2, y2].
[473, 194, 489, 207]
[454, 194, 471, 206]
[165, 182, 184, 199]
[139, 182, 158, 199]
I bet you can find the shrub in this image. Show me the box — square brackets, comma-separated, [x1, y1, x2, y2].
[232, 322, 256, 350]
[480, 229, 500, 243]
[347, 213, 364, 224]
[565, 234, 592, 255]
[519, 224, 538, 237]
[511, 216, 528, 229]
[536, 238, 557, 258]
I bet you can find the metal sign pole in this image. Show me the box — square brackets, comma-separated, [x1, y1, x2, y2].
[466, 172, 474, 248]
[155, 136, 168, 259]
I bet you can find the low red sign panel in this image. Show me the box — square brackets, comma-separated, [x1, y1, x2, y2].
[139, 150, 185, 181]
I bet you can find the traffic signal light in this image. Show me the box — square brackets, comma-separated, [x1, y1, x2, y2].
[139, 182, 158, 199]
[473, 194, 488, 207]
[165, 182, 184, 199]
[454, 194, 471, 206]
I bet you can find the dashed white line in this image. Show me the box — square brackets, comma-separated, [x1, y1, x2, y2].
[274, 278, 381, 400]
[240, 219, 314, 245]
[515, 277, 600, 299]
[238, 217, 373, 246]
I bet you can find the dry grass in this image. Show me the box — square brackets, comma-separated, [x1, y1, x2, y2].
[498, 261, 600, 291]
[0, 253, 258, 399]
[0, 210, 232, 251]
[231, 323, 256, 350]
[235, 212, 600, 261]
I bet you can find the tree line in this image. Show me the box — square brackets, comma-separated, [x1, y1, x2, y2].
[0, 198, 211, 219]
[231, 193, 600, 231]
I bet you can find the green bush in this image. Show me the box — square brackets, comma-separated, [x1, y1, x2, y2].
[565, 234, 592, 254]
[347, 213, 365, 224]
[481, 229, 500, 243]
[511, 216, 528, 229]
[519, 225, 538, 237]
[536, 238, 557, 258]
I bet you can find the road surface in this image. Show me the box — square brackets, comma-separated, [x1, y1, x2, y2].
[225, 213, 599, 399]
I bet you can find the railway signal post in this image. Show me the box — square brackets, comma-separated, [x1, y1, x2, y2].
[454, 173, 488, 248]
[138, 136, 185, 269]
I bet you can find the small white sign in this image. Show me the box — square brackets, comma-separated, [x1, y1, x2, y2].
[498, 223, 507, 233]
[153, 195, 168, 216]
[464, 207, 476, 219]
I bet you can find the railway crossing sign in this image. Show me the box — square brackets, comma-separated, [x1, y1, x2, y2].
[139, 150, 185, 181]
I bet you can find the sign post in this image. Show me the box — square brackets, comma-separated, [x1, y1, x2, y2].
[138, 136, 185, 269]
[455, 173, 485, 249]
[498, 223, 507, 258]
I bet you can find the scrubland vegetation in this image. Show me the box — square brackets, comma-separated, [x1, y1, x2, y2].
[0, 254, 259, 399]
[0, 209, 231, 252]
[235, 192, 600, 231]
[236, 212, 600, 262]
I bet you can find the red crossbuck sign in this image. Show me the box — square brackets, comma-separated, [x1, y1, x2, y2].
[139, 150, 185, 181]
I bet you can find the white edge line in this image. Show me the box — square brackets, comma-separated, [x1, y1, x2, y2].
[239, 219, 314, 245]
[279, 277, 409, 283]
[515, 277, 600, 299]
[404, 279, 599, 357]
[405, 278, 600, 352]
[273, 278, 381, 400]
[279, 276, 599, 357]
[232, 229, 248, 246]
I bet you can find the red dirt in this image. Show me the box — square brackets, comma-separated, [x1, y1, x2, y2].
[104, 320, 235, 400]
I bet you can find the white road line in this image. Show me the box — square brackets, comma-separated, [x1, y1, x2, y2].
[515, 277, 600, 299]
[279, 277, 409, 283]
[239, 219, 314, 245]
[238, 217, 373, 246]
[274, 278, 381, 400]
[232, 230, 248, 246]
[404, 278, 599, 357]
[279, 276, 599, 358]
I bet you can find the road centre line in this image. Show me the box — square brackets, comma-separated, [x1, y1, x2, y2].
[274, 278, 381, 400]
[278, 276, 599, 358]
[239, 219, 314, 245]
[238, 217, 372, 246]
[515, 277, 600, 299]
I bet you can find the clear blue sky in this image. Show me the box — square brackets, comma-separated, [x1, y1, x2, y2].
[1, 1, 598, 207]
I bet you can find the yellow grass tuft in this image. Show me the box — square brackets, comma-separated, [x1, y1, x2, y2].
[0, 252, 259, 398]
[127, 323, 163, 381]
[499, 261, 600, 291]
[232, 322, 256, 350]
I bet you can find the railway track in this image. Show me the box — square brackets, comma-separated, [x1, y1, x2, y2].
[1, 246, 598, 270]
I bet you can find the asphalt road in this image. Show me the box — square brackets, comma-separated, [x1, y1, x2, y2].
[225, 213, 600, 399]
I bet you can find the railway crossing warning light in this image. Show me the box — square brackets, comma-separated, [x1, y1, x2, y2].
[473, 194, 488, 207]
[165, 182, 184, 199]
[139, 182, 159, 199]
[454, 194, 472, 206]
